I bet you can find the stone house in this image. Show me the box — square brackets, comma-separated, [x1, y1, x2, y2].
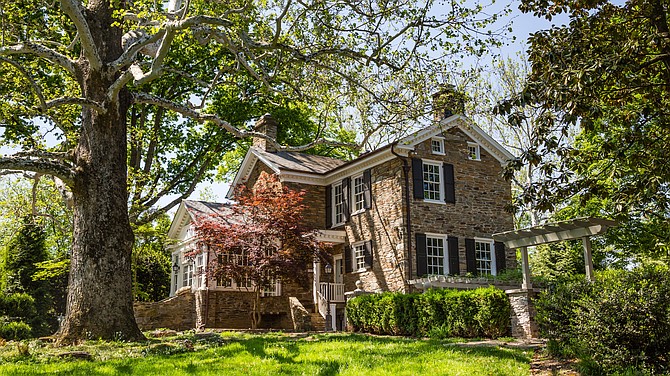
[135, 105, 516, 331]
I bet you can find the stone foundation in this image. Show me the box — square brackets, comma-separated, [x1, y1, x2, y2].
[506, 289, 540, 339]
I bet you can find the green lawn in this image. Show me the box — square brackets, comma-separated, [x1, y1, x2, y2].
[0, 332, 531, 375]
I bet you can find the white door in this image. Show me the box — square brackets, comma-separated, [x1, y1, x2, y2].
[334, 255, 343, 283]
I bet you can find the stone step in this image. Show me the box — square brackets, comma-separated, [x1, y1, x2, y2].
[310, 312, 325, 331]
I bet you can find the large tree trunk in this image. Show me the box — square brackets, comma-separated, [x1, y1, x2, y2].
[57, 1, 144, 344]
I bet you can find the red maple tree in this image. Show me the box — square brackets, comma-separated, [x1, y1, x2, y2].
[194, 173, 331, 328]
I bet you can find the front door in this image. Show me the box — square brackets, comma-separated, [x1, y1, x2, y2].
[334, 254, 343, 284]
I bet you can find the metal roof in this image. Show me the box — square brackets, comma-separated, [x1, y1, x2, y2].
[492, 217, 617, 249]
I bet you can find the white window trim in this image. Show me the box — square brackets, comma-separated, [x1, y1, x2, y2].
[422, 159, 445, 204]
[352, 241, 368, 273]
[467, 142, 481, 161]
[425, 233, 449, 275]
[474, 237, 496, 276]
[431, 137, 445, 155]
[351, 173, 366, 216]
[332, 181, 345, 227]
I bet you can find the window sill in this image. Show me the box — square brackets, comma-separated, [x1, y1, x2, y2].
[468, 158, 481, 161]
[350, 209, 367, 217]
[422, 199, 446, 205]
[330, 222, 345, 229]
[432, 151, 445, 156]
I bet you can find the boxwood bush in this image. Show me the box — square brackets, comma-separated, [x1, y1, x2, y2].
[346, 286, 510, 338]
[536, 265, 670, 375]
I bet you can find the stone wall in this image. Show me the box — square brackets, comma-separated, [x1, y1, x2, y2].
[134, 287, 195, 331]
[409, 123, 516, 277]
[289, 297, 312, 331]
[340, 158, 408, 293]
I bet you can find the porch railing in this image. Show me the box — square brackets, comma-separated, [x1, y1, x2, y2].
[319, 282, 345, 303]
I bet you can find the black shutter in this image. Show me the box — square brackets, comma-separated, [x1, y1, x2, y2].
[364, 241, 373, 269]
[342, 177, 351, 222]
[465, 238, 477, 275]
[448, 236, 460, 275]
[495, 241, 506, 275]
[326, 185, 332, 228]
[443, 163, 455, 204]
[363, 169, 372, 209]
[412, 158, 424, 199]
[415, 233, 427, 277]
[344, 246, 352, 273]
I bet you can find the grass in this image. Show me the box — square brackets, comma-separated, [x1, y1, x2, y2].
[0, 332, 532, 375]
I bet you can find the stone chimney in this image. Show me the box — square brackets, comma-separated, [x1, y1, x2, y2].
[432, 85, 466, 121]
[252, 114, 278, 153]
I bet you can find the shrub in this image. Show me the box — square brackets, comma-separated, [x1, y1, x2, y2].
[535, 265, 670, 375]
[0, 322, 32, 340]
[0, 293, 36, 319]
[346, 286, 510, 338]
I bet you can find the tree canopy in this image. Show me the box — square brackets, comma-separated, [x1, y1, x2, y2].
[495, 0, 670, 262]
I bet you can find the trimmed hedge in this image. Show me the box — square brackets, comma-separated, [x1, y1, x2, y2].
[346, 286, 510, 338]
[536, 265, 670, 375]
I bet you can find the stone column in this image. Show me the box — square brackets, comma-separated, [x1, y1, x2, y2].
[520, 246, 532, 290]
[506, 289, 540, 339]
[194, 289, 207, 330]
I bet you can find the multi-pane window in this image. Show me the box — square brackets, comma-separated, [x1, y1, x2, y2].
[475, 240, 493, 275]
[426, 236, 446, 275]
[353, 175, 366, 212]
[431, 138, 445, 155]
[468, 143, 480, 160]
[182, 262, 193, 287]
[216, 252, 251, 289]
[333, 182, 344, 225]
[354, 243, 366, 271]
[423, 162, 442, 201]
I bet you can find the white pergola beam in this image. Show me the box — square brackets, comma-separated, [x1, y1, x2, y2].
[498, 224, 606, 249]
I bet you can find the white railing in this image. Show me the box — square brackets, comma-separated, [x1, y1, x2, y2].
[319, 282, 345, 303]
[316, 290, 328, 319]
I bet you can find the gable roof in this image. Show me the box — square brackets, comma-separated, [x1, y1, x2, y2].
[228, 114, 514, 197]
[167, 200, 236, 239]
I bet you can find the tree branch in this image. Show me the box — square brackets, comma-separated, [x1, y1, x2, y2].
[0, 42, 75, 74]
[0, 156, 75, 187]
[59, 0, 102, 69]
[132, 92, 358, 151]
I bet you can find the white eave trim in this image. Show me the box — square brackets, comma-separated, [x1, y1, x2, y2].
[227, 147, 282, 199]
[167, 201, 190, 239]
[315, 230, 347, 244]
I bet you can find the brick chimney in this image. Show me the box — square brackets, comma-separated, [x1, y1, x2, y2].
[432, 85, 465, 121]
[252, 114, 278, 153]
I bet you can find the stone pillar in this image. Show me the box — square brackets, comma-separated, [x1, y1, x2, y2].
[194, 289, 207, 330]
[506, 289, 540, 339]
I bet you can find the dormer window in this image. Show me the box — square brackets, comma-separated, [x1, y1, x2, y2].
[431, 138, 445, 155]
[467, 142, 480, 161]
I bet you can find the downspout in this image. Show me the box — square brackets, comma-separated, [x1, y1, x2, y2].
[391, 144, 413, 288]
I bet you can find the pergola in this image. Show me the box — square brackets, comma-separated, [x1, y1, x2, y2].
[492, 217, 617, 290]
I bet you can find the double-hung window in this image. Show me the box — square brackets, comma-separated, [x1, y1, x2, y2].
[422, 161, 443, 202]
[431, 138, 445, 155]
[426, 235, 447, 275]
[474, 239, 495, 275]
[352, 174, 366, 213]
[353, 243, 366, 271]
[468, 142, 481, 161]
[333, 182, 345, 225]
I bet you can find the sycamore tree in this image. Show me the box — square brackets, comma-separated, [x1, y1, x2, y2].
[496, 0, 670, 262]
[0, 0, 505, 342]
[194, 173, 330, 329]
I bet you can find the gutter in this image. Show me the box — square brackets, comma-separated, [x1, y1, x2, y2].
[390, 144, 413, 288]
